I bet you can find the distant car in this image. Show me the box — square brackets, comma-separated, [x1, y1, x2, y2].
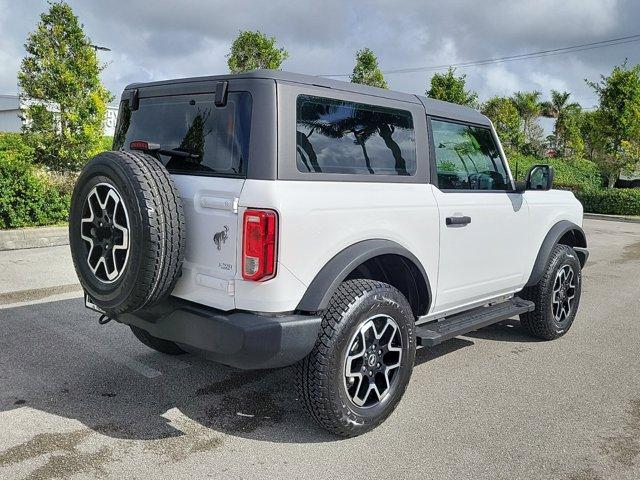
[68, 70, 588, 437]
[617, 170, 640, 188]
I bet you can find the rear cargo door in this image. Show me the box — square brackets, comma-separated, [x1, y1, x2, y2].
[170, 175, 243, 310]
[114, 89, 253, 310]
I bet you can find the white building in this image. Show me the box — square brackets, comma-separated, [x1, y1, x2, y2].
[0, 94, 119, 136]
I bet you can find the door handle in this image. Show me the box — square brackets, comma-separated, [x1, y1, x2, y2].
[446, 216, 471, 226]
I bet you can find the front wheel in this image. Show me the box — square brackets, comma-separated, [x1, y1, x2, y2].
[295, 279, 416, 437]
[520, 244, 582, 340]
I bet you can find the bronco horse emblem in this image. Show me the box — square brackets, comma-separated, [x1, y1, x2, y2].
[213, 225, 229, 250]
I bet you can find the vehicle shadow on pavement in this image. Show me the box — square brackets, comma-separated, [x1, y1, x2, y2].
[464, 319, 541, 343]
[1, 297, 478, 445]
[0, 298, 337, 444]
[0, 299, 534, 446]
[414, 337, 475, 366]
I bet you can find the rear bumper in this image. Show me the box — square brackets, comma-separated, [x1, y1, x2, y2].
[118, 297, 322, 369]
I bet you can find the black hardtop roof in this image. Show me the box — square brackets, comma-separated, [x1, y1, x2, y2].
[124, 69, 490, 125]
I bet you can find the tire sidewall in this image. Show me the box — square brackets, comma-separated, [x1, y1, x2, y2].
[69, 153, 147, 310]
[327, 286, 416, 428]
[543, 246, 582, 334]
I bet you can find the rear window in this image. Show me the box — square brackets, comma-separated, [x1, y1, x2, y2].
[113, 92, 252, 177]
[296, 95, 416, 176]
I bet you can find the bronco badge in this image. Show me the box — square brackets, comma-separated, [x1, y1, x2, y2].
[213, 225, 229, 250]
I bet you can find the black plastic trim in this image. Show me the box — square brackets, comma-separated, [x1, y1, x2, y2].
[525, 220, 588, 287]
[215, 81, 228, 107]
[573, 247, 589, 267]
[130, 88, 139, 111]
[296, 239, 432, 313]
[118, 297, 322, 370]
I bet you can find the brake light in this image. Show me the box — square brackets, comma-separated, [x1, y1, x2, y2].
[130, 140, 160, 151]
[242, 209, 277, 281]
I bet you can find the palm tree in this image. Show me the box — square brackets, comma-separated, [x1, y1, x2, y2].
[540, 90, 581, 154]
[297, 102, 410, 175]
[511, 91, 543, 145]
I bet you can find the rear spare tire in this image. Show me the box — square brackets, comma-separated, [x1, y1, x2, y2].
[69, 150, 185, 316]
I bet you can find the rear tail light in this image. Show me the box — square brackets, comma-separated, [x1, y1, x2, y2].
[242, 209, 277, 281]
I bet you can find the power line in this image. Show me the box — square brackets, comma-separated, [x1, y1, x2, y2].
[320, 34, 640, 77]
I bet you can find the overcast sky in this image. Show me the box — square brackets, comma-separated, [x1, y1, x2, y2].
[1, 0, 639, 109]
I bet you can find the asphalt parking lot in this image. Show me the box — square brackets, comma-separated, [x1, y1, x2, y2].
[0, 218, 639, 480]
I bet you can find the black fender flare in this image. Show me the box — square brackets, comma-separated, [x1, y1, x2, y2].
[296, 239, 432, 312]
[525, 220, 587, 287]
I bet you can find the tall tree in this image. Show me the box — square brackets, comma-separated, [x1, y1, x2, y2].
[557, 107, 585, 157]
[480, 96, 523, 152]
[427, 67, 478, 108]
[586, 61, 640, 187]
[579, 109, 606, 162]
[511, 91, 544, 154]
[18, 1, 112, 171]
[540, 90, 581, 154]
[350, 48, 388, 89]
[227, 30, 289, 74]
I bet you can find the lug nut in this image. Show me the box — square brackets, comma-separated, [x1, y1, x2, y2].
[368, 371, 373, 376]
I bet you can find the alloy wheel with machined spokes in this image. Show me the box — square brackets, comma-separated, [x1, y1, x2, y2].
[296, 279, 416, 437]
[519, 244, 582, 340]
[344, 314, 403, 408]
[69, 151, 185, 315]
[80, 182, 130, 283]
[552, 265, 576, 324]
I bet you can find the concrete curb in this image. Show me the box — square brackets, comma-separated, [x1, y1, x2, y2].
[584, 213, 640, 224]
[0, 226, 69, 251]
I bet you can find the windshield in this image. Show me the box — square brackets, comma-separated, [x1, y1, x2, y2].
[113, 91, 252, 177]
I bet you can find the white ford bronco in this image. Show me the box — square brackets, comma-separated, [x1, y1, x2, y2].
[69, 70, 588, 437]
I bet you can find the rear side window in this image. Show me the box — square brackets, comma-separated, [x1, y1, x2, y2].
[430, 119, 510, 190]
[113, 92, 252, 177]
[296, 95, 416, 176]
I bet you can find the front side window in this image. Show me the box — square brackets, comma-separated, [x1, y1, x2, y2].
[296, 95, 416, 176]
[430, 119, 510, 190]
[113, 92, 252, 177]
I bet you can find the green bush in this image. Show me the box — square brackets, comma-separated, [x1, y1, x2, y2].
[98, 135, 113, 152]
[507, 153, 602, 190]
[0, 134, 70, 229]
[574, 188, 640, 216]
[0, 132, 33, 162]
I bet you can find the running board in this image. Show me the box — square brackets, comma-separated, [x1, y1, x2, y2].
[416, 298, 535, 347]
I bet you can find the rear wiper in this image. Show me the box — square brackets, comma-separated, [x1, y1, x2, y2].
[129, 141, 200, 159]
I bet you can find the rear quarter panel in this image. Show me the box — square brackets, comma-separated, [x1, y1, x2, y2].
[235, 180, 440, 312]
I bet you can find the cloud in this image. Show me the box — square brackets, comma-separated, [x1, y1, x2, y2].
[530, 72, 570, 94]
[481, 65, 523, 98]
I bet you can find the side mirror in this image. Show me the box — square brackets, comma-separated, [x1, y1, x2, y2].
[525, 165, 554, 191]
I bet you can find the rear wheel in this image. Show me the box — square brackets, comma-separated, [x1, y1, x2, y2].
[520, 244, 582, 340]
[295, 279, 416, 437]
